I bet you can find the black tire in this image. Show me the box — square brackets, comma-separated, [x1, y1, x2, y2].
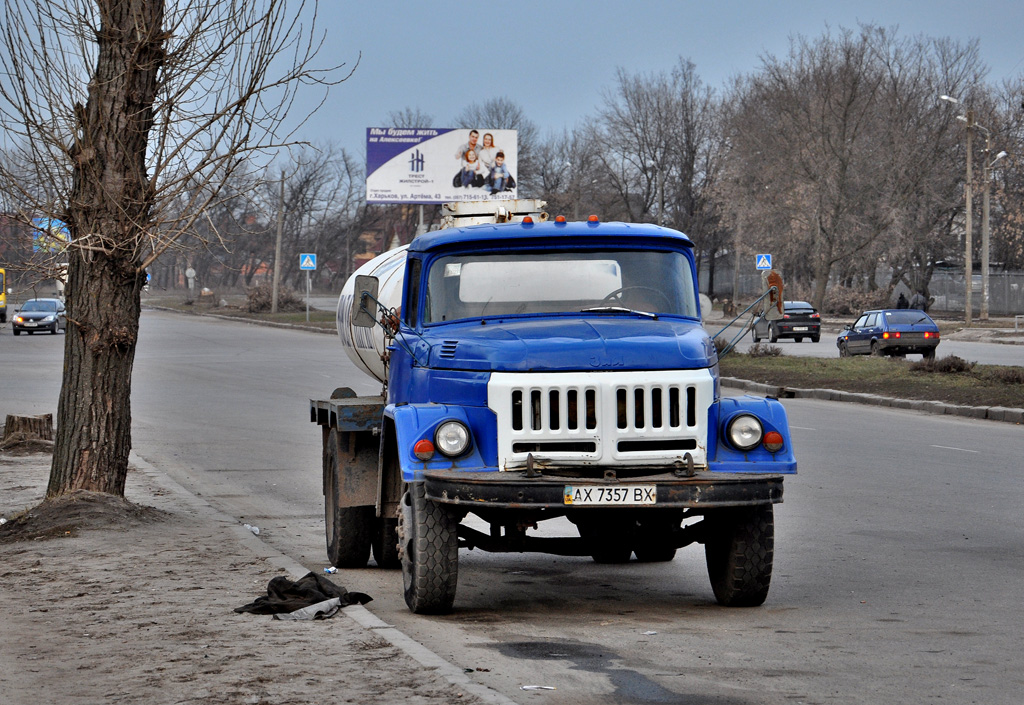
[811, 335, 820, 343]
[923, 348, 936, 361]
[704, 505, 774, 607]
[633, 516, 678, 563]
[372, 516, 401, 568]
[870, 341, 881, 357]
[399, 483, 459, 614]
[769, 325, 778, 343]
[577, 516, 634, 563]
[751, 326, 761, 343]
[324, 427, 372, 568]
[13, 329, 20, 336]
[838, 341, 849, 357]
[50, 323, 58, 335]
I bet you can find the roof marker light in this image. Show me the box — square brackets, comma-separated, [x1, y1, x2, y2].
[555, 215, 566, 223]
[588, 215, 599, 222]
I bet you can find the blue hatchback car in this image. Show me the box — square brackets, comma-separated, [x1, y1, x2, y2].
[837, 309, 940, 359]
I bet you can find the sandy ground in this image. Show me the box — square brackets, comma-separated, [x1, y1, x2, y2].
[0, 448, 493, 705]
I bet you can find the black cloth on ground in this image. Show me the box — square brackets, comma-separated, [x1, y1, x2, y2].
[235, 571, 372, 615]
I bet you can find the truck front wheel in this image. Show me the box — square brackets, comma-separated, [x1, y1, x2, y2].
[704, 505, 774, 607]
[325, 427, 372, 568]
[398, 483, 458, 614]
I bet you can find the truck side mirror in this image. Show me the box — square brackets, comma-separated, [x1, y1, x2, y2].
[351, 275, 380, 328]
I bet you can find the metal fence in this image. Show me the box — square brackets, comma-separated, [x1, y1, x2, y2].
[702, 264, 1024, 317]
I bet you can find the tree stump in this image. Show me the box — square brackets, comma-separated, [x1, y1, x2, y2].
[3, 413, 54, 442]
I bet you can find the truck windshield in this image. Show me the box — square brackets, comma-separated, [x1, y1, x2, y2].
[425, 250, 698, 323]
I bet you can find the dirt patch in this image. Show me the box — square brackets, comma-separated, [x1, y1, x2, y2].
[0, 489, 167, 544]
[0, 451, 485, 705]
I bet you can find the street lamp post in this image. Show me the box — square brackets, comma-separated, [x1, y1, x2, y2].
[981, 141, 1007, 320]
[940, 95, 973, 325]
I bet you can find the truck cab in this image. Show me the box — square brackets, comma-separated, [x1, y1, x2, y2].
[313, 208, 796, 614]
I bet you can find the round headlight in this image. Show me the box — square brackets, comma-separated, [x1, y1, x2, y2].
[727, 414, 763, 451]
[435, 421, 471, 457]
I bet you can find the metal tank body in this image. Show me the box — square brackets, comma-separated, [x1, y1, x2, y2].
[336, 246, 408, 383]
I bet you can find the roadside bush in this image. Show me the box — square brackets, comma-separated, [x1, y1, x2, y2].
[748, 343, 783, 358]
[909, 355, 975, 374]
[990, 367, 1024, 385]
[245, 283, 305, 313]
[819, 285, 890, 316]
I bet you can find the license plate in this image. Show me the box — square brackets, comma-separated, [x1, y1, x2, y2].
[793, 326, 808, 331]
[25, 322, 37, 327]
[563, 485, 656, 505]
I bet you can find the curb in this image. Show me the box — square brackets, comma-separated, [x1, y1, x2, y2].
[142, 304, 336, 335]
[127, 450, 518, 705]
[721, 377, 1024, 424]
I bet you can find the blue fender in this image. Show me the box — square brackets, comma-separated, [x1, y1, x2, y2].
[385, 403, 492, 482]
[707, 396, 798, 474]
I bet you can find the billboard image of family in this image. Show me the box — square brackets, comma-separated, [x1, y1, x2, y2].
[366, 128, 517, 204]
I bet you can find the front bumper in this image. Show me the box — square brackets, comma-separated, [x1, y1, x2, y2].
[424, 469, 783, 510]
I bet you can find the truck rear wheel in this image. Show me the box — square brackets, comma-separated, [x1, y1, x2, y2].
[577, 516, 634, 564]
[633, 517, 677, 563]
[324, 427, 372, 568]
[372, 516, 401, 568]
[398, 483, 458, 614]
[704, 505, 774, 607]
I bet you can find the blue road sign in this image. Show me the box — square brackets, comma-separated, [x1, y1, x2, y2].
[299, 253, 317, 270]
[755, 254, 772, 270]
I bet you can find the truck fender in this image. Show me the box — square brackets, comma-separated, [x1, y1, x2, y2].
[384, 403, 482, 483]
[707, 395, 798, 473]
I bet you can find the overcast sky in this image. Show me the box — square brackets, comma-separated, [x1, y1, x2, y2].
[292, 0, 1024, 156]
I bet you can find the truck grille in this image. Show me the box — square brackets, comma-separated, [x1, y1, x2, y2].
[488, 370, 713, 470]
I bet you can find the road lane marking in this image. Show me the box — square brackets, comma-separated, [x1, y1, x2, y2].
[931, 445, 979, 454]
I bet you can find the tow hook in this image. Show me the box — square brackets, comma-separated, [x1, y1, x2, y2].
[674, 452, 696, 478]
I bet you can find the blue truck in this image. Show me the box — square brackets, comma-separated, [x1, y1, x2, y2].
[311, 201, 796, 614]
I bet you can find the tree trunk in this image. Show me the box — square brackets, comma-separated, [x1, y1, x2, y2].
[47, 0, 164, 500]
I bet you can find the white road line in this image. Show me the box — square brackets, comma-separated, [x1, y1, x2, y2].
[931, 445, 979, 454]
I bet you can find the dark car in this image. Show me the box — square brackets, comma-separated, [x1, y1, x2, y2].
[751, 300, 821, 343]
[12, 298, 66, 335]
[836, 309, 940, 359]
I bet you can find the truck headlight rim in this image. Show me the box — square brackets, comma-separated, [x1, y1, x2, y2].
[435, 420, 471, 457]
[726, 413, 763, 451]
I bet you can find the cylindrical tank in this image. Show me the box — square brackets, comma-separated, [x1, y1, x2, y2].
[336, 246, 408, 383]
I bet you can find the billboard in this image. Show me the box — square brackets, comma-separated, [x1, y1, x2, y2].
[366, 128, 518, 204]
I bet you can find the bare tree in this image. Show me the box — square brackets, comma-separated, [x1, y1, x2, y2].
[723, 26, 983, 310]
[0, 0, 351, 499]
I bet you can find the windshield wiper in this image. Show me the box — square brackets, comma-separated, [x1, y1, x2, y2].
[580, 306, 658, 319]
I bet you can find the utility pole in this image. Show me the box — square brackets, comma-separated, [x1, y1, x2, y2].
[965, 111, 974, 327]
[271, 174, 284, 314]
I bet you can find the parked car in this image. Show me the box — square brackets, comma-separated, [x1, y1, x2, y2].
[12, 298, 66, 335]
[751, 300, 821, 343]
[836, 309, 940, 359]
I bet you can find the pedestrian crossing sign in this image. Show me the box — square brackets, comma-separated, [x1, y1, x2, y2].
[755, 254, 772, 270]
[299, 253, 317, 270]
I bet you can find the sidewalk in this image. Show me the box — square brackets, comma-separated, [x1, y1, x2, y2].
[0, 449, 509, 705]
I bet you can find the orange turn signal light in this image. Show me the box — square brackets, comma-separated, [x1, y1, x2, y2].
[763, 431, 784, 453]
[413, 439, 435, 461]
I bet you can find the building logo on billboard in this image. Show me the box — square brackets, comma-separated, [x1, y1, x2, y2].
[409, 149, 425, 173]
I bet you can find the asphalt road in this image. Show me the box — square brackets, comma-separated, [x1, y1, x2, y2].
[4, 311, 1024, 704]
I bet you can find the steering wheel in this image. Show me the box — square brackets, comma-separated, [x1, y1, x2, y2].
[601, 286, 673, 310]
